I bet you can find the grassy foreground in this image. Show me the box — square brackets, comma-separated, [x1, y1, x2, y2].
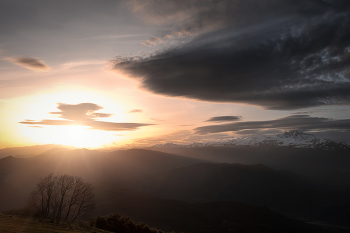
[0, 213, 110, 233]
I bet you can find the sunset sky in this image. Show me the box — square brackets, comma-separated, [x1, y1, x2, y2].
[1, 0, 350, 148]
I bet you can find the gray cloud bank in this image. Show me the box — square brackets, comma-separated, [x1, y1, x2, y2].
[206, 116, 242, 122]
[194, 115, 350, 135]
[5, 57, 51, 71]
[20, 103, 153, 131]
[113, 0, 350, 110]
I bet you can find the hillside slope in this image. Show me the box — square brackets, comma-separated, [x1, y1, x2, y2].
[0, 148, 205, 211]
[94, 186, 347, 233]
[0, 213, 109, 233]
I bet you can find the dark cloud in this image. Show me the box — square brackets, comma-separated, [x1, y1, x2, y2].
[5, 57, 51, 71]
[19, 103, 153, 131]
[194, 115, 350, 134]
[292, 109, 346, 114]
[235, 129, 283, 136]
[128, 109, 143, 113]
[206, 116, 242, 122]
[129, 130, 236, 147]
[113, 0, 350, 109]
[312, 130, 350, 144]
[130, 0, 315, 40]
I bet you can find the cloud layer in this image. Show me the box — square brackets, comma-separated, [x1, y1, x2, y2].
[194, 115, 350, 134]
[205, 116, 242, 122]
[113, 0, 350, 110]
[128, 109, 143, 113]
[5, 57, 51, 71]
[20, 103, 153, 131]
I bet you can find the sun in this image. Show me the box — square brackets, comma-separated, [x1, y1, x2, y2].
[52, 125, 120, 148]
[65, 125, 90, 147]
[12, 88, 135, 148]
[19, 123, 120, 148]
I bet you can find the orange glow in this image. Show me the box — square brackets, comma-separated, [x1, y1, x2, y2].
[1, 88, 147, 148]
[20, 125, 119, 148]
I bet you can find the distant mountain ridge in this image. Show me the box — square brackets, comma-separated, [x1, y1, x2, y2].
[0, 144, 76, 160]
[153, 130, 350, 150]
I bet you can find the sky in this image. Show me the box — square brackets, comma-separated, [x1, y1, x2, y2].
[1, 0, 350, 148]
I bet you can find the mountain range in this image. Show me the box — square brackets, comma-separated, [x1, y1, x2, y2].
[1, 141, 350, 231]
[153, 130, 350, 150]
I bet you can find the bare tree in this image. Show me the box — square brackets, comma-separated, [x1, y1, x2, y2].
[29, 174, 95, 222]
[67, 179, 95, 222]
[30, 173, 57, 217]
[43, 174, 57, 217]
[55, 175, 75, 221]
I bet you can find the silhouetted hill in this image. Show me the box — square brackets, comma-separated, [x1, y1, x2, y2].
[134, 162, 350, 226]
[0, 182, 22, 211]
[0, 148, 205, 209]
[0, 144, 75, 159]
[0, 213, 110, 233]
[1, 147, 349, 228]
[137, 163, 314, 214]
[0, 148, 203, 179]
[313, 170, 350, 188]
[94, 185, 346, 233]
[107, 149, 207, 174]
[150, 147, 350, 176]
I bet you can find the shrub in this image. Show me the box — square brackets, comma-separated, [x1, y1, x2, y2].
[90, 213, 167, 233]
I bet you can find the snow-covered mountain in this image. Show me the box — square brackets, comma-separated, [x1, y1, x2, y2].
[152, 130, 350, 150]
